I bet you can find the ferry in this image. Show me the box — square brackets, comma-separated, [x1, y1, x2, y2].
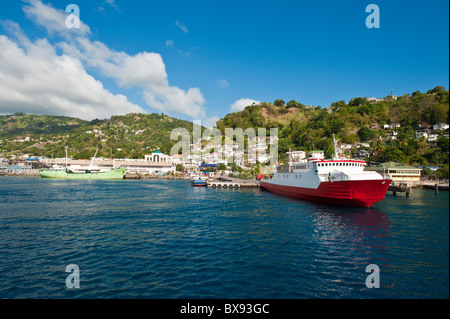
[260, 136, 391, 207]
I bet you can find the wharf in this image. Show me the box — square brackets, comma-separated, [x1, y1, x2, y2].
[207, 177, 260, 188]
[387, 181, 449, 196]
[124, 173, 190, 180]
[387, 183, 412, 196]
[421, 182, 449, 191]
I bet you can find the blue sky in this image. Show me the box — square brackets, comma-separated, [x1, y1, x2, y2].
[0, 0, 448, 126]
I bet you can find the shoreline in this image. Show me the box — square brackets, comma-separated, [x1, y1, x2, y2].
[0, 170, 448, 190]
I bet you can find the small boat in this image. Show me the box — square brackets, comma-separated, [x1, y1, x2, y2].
[190, 173, 207, 186]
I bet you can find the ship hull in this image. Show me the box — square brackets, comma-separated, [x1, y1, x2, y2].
[191, 180, 207, 186]
[260, 179, 391, 208]
[39, 168, 126, 180]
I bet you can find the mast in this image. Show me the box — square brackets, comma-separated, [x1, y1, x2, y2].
[65, 146, 68, 170]
[333, 134, 339, 160]
[89, 148, 99, 170]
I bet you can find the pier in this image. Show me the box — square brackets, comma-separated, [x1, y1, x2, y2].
[387, 182, 412, 197]
[207, 177, 260, 188]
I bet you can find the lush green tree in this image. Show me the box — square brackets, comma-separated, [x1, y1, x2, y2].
[409, 154, 427, 165]
[331, 100, 347, 108]
[73, 149, 95, 160]
[380, 146, 406, 163]
[417, 136, 428, 155]
[217, 163, 227, 171]
[273, 99, 285, 107]
[348, 97, 368, 106]
[437, 136, 449, 152]
[422, 103, 448, 124]
[421, 167, 433, 177]
[286, 100, 299, 108]
[436, 164, 449, 179]
[427, 86, 446, 94]
[357, 127, 378, 141]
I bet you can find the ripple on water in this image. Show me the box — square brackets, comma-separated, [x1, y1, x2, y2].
[0, 177, 448, 298]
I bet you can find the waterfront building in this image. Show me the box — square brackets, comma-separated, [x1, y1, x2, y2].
[366, 162, 422, 186]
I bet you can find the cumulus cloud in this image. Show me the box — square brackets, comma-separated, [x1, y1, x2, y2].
[22, 0, 90, 38]
[0, 33, 144, 120]
[0, 0, 207, 121]
[202, 115, 220, 129]
[230, 98, 261, 112]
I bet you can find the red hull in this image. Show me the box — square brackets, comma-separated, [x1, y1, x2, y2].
[260, 179, 391, 208]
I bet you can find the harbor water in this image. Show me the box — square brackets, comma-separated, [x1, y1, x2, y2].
[0, 177, 448, 299]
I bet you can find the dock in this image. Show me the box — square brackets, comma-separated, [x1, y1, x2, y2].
[387, 183, 412, 197]
[207, 177, 260, 188]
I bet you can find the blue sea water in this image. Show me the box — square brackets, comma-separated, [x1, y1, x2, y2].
[0, 177, 448, 299]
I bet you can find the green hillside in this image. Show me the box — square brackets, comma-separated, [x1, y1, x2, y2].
[0, 113, 196, 159]
[216, 86, 449, 166]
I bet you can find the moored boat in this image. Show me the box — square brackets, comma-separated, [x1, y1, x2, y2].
[190, 173, 207, 186]
[39, 147, 126, 180]
[39, 167, 126, 179]
[260, 136, 391, 207]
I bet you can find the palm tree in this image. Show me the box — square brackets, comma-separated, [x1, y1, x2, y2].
[418, 136, 428, 155]
[371, 138, 385, 156]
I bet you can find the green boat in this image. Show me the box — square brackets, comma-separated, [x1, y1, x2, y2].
[39, 167, 126, 179]
[39, 147, 126, 179]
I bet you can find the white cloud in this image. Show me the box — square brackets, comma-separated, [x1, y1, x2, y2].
[165, 39, 174, 47]
[217, 79, 230, 89]
[22, 0, 91, 38]
[175, 21, 189, 33]
[0, 0, 207, 121]
[143, 87, 206, 119]
[202, 115, 220, 129]
[0, 34, 144, 120]
[230, 98, 261, 112]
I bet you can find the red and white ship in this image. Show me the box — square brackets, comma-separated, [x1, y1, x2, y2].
[260, 137, 391, 208]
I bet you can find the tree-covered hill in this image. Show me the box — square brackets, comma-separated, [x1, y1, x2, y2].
[0, 113, 196, 159]
[216, 86, 449, 165]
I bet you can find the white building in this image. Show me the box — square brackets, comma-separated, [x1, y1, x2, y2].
[286, 151, 306, 163]
[433, 123, 449, 131]
[309, 150, 325, 160]
[427, 134, 439, 143]
[144, 150, 172, 164]
[368, 97, 384, 103]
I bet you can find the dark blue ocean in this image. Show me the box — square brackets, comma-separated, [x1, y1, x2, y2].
[0, 177, 448, 299]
